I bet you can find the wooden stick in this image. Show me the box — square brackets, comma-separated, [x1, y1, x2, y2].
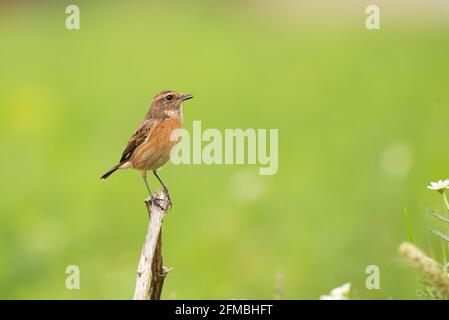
[133, 190, 172, 300]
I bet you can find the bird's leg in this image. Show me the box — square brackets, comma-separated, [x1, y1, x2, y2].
[153, 170, 172, 207]
[142, 173, 165, 211]
[153, 170, 169, 191]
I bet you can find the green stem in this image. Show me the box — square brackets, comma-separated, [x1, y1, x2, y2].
[442, 192, 449, 272]
[444, 192, 449, 213]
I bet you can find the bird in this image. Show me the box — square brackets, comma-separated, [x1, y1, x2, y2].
[100, 90, 193, 209]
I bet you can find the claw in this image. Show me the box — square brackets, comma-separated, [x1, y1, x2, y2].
[145, 196, 166, 211]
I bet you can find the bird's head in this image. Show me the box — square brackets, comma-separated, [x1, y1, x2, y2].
[147, 90, 193, 119]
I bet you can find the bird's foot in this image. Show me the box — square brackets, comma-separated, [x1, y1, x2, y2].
[145, 196, 166, 211]
[163, 188, 173, 209]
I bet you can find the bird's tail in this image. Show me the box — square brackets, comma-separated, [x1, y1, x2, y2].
[100, 164, 120, 179]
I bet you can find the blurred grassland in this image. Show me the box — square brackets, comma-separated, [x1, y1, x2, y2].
[0, 1, 449, 299]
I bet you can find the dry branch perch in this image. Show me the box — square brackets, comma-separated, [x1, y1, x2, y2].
[133, 190, 172, 300]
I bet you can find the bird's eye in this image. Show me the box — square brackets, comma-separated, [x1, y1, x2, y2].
[165, 95, 173, 101]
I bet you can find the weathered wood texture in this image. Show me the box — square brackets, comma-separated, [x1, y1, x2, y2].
[133, 190, 171, 300]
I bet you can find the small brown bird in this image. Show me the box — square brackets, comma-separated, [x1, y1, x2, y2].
[101, 90, 193, 208]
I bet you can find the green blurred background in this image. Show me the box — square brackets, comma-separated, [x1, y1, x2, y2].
[1, 0, 449, 299]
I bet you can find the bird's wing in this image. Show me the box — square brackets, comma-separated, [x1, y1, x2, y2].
[119, 118, 155, 163]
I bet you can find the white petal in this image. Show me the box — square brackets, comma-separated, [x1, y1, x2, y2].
[319, 295, 336, 300]
[331, 283, 351, 296]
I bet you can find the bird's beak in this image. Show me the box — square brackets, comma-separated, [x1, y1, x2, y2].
[181, 93, 193, 101]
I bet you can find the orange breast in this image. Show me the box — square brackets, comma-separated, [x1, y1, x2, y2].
[131, 117, 183, 171]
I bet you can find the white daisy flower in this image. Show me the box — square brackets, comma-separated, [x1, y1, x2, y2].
[319, 283, 351, 300]
[427, 180, 449, 193]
